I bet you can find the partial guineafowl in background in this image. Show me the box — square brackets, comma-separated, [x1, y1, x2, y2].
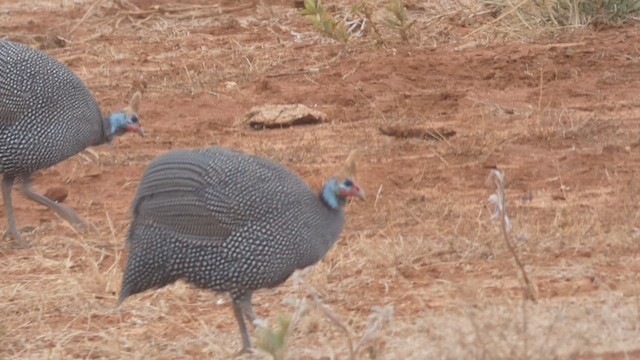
[0, 40, 144, 245]
[118, 147, 364, 354]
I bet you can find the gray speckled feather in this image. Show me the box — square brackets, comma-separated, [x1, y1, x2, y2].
[119, 147, 364, 353]
[122, 147, 345, 292]
[0, 40, 107, 176]
[0, 40, 144, 244]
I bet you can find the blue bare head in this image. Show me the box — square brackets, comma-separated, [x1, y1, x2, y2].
[107, 92, 144, 137]
[321, 176, 365, 210]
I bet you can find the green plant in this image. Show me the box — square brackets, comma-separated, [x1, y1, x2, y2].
[301, 0, 350, 44]
[255, 295, 311, 359]
[255, 269, 393, 359]
[255, 315, 292, 360]
[383, 0, 415, 42]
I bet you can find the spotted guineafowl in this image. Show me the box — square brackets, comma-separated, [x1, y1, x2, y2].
[118, 147, 364, 353]
[0, 40, 144, 245]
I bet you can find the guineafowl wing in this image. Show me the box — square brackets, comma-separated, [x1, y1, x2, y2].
[0, 43, 33, 124]
[129, 150, 249, 245]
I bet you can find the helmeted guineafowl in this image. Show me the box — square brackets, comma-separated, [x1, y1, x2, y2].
[0, 40, 144, 245]
[118, 147, 364, 353]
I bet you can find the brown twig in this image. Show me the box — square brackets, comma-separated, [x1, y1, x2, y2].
[300, 279, 355, 359]
[462, 0, 530, 39]
[121, 3, 254, 19]
[113, 0, 140, 11]
[529, 42, 586, 49]
[68, 0, 105, 36]
[488, 169, 538, 302]
[266, 70, 314, 78]
[537, 66, 544, 122]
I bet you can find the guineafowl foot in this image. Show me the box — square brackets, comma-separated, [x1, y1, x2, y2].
[232, 307, 253, 354]
[234, 346, 255, 357]
[2, 229, 31, 248]
[20, 175, 87, 231]
[1, 175, 30, 247]
[8, 237, 32, 248]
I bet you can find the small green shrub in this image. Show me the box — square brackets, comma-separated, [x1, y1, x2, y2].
[301, 0, 350, 44]
[255, 315, 292, 360]
[383, 0, 415, 42]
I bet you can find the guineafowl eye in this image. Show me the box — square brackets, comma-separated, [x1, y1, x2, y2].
[344, 178, 353, 187]
[131, 115, 139, 123]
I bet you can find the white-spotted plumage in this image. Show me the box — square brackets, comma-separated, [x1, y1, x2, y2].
[118, 147, 364, 353]
[0, 40, 144, 244]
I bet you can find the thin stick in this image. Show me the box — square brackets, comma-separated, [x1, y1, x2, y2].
[488, 169, 537, 302]
[356, 88, 387, 122]
[121, 3, 254, 18]
[300, 279, 355, 359]
[267, 70, 314, 78]
[69, 0, 105, 36]
[429, 148, 450, 167]
[462, 0, 531, 39]
[522, 296, 529, 358]
[537, 67, 544, 122]
[529, 42, 586, 49]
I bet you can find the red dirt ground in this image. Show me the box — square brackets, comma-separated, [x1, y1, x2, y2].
[1, 0, 640, 359]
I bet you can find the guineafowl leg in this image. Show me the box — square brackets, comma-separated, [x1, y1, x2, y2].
[1, 175, 25, 244]
[232, 296, 253, 354]
[20, 175, 86, 228]
[236, 292, 259, 327]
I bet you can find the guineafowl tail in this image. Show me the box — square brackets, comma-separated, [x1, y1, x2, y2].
[118, 222, 178, 305]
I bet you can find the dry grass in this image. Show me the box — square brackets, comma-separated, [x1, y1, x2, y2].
[5, 213, 638, 358]
[470, 0, 640, 40]
[386, 291, 640, 359]
[2, 0, 640, 359]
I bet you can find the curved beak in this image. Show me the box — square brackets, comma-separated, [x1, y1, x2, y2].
[126, 124, 145, 137]
[338, 185, 365, 200]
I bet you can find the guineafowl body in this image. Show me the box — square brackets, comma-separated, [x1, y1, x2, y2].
[0, 40, 144, 244]
[118, 147, 364, 353]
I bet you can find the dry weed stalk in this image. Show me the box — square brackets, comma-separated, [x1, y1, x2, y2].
[255, 270, 392, 359]
[353, 304, 394, 356]
[68, 0, 105, 36]
[118, 3, 254, 19]
[463, 0, 530, 39]
[473, 0, 640, 38]
[353, 2, 385, 45]
[298, 274, 356, 359]
[487, 169, 538, 302]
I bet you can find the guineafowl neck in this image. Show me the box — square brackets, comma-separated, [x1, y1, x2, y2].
[317, 207, 345, 256]
[319, 183, 345, 210]
[296, 197, 345, 269]
[95, 114, 114, 145]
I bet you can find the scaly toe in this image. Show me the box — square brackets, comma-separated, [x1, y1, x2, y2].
[234, 347, 255, 357]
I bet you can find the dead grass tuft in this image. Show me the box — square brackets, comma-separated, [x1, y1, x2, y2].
[2, 0, 640, 359]
[471, 0, 640, 39]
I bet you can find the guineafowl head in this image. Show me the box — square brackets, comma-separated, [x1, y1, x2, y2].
[321, 149, 365, 209]
[321, 177, 365, 209]
[106, 92, 144, 137]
